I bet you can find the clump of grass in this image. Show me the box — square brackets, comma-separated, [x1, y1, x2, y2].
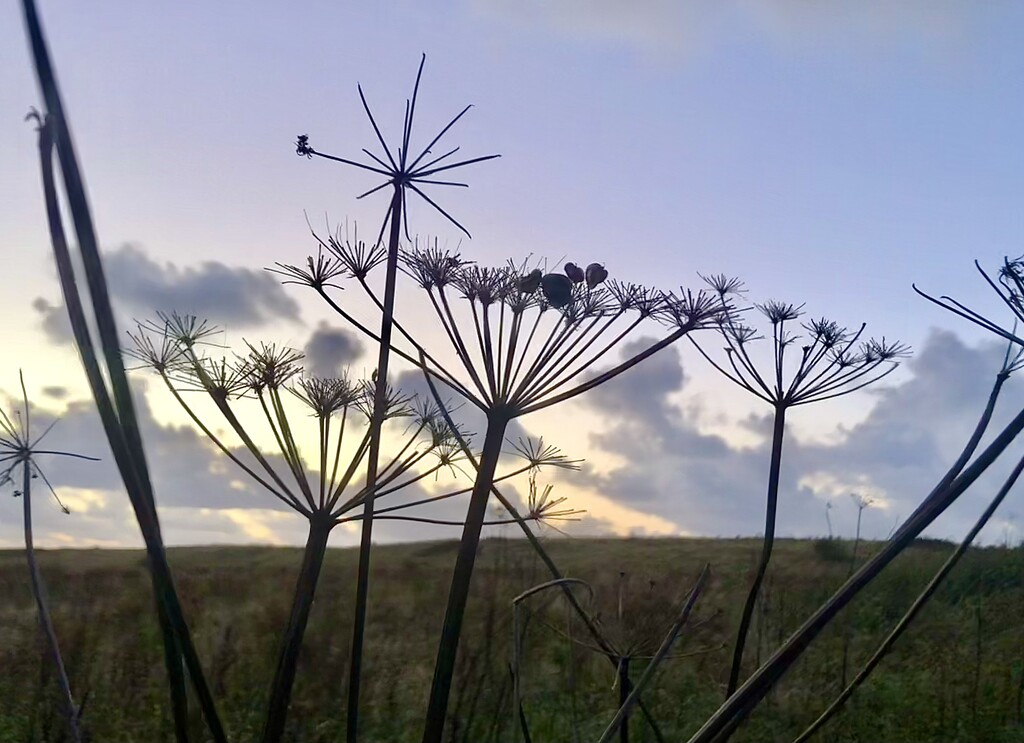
[812, 538, 851, 564]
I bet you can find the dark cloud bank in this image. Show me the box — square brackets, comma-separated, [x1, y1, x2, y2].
[33, 243, 301, 345]
[3, 330, 1024, 546]
[568, 330, 1024, 542]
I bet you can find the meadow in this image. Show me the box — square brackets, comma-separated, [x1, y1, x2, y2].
[3, 536, 1023, 743]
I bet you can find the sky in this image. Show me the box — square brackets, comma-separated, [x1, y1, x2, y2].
[3, 1, 1024, 548]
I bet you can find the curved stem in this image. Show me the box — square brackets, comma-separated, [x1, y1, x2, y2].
[793, 442, 1024, 743]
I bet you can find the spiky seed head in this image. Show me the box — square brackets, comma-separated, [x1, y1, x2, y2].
[700, 273, 745, 297]
[756, 300, 804, 325]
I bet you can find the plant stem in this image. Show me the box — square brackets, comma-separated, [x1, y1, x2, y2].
[792, 450, 1024, 742]
[22, 462, 82, 743]
[619, 657, 632, 743]
[419, 360, 666, 741]
[687, 399, 1024, 743]
[26, 12, 225, 739]
[347, 183, 403, 743]
[261, 518, 333, 743]
[726, 403, 786, 696]
[422, 412, 510, 743]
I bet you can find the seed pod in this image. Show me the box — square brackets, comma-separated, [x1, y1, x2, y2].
[518, 268, 543, 294]
[585, 262, 608, 289]
[564, 262, 585, 284]
[541, 273, 573, 308]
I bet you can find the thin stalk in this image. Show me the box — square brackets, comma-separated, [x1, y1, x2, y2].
[619, 658, 632, 743]
[687, 400, 1024, 743]
[726, 403, 787, 696]
[422, 412, 510, 743]
[22, 462, 82, 743]
[347, 183, 403, 743]
[261, 518, 333, 743]
[792, 450, 1024, 743]
[596, 565, 710, 743]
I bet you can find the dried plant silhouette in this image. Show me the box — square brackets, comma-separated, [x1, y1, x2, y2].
[21, 3, 1024, 741]
[294, 55, 499, 743]
[127, 313, 578, 741]
[284, 64, 730, 739]
[691, 276, 908, 698]
[2, 372, 98, 743]
[278, 241, 728, 740]
[686, 264, 1024, 743]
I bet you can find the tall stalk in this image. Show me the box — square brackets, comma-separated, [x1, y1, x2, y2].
[294, 59, 498, 740]
[262, 516, 334, 743]
[422, 411, 511, 743]
[23, 7, 226, 734]
[347, 184, 403, 743]
[687, 397, 1024, 743]
[691, 280, 906, 700]
[727, 403, 786, 695]
[21, 462, 81, 743]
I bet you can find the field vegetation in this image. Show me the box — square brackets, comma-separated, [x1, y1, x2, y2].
[4, 537, 1024, 742]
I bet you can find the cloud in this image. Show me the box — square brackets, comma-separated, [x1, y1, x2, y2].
[32, 244, 300, 344]
[32, 297, 73, 345]
[303, 322, 364, 377]
[104, 244, 300, 326]
[571, 330, 1024, 542]
[41, 386, 70, 400]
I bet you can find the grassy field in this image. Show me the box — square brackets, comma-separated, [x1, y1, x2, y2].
[2, 536, 1023, 742]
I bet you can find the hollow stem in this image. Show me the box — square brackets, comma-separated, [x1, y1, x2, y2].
[347, 182, 403, 743]
[421, 411, 510, 743]
[261, 517, 333, 743]
[726, 402, 787, 697]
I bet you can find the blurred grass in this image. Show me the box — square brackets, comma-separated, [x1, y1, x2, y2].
[2, 536, 1023, 742]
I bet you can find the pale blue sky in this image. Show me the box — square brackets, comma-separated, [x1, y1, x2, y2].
[3, 2, 1024, 546]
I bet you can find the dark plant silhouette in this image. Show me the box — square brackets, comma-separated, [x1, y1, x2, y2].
[686, 264, 1024, 743]
[279, 238, 728, 740]
[24, 4, 227, 737]
[294, 55, 498, 743]
[2, 372, 98, 743]
[24, 4, 1024, 739]
[127, 313, 576, 741]
[691, 276, 908, 698]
